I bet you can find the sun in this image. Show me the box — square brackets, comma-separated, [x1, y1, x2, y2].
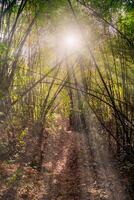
[64, 33, 78, 48]
[62, 31, 81, 51]
[55, 29, 82, 57]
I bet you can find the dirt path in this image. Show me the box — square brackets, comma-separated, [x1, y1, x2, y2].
[41, 124, 131, 200]
[0, 118, 132, 200]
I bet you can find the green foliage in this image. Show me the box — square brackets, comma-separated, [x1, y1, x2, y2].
[59, 89, 70, 117]
[28, 0, 67, 26]
[121, 11, 134, 39]
[85, 0, 134, 16]
[0, 42, 7, 58]
[0, 90, 4, 99]
[7, 168, 22, 186]
[18, 128, 28, 145]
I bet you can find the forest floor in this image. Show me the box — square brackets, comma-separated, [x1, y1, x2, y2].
[0, 116, 134, 200]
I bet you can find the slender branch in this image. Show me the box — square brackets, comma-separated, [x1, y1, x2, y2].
[77, 0, 134, 48]
[10, 60, 63, 107]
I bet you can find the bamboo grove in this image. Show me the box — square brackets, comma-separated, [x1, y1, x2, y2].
[0, 0, 134, 170]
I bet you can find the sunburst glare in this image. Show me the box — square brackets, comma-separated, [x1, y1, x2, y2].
[61, 30, 82, 52]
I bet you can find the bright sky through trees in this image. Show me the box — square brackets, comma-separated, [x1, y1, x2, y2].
[63, 32, 81, 49]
